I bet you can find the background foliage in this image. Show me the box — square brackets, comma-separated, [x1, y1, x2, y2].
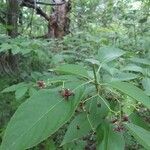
[0, 0, 150, 150]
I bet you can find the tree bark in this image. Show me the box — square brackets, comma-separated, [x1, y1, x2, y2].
[20, 0, 71, 38]
[48, 1, 71, 38]
[0, 0, 19, 76]
[7, 0, 19, 38]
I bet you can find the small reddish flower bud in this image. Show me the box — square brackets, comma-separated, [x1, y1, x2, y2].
[60, 88, 74, 100]
[37, 80, 46, 89]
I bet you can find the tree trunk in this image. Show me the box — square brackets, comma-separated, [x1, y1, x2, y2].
[0, 0, 19, 76]
[21, 0, 71, 38]
[48, 1, 71, 38]
[7, 0, 19, 38]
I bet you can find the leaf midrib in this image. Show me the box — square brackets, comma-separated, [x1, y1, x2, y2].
[4, 83, 85, 150]
[9, 100, 62, 149]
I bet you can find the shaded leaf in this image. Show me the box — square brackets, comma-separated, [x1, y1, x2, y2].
[129, 113, 150, 131]
[122, 96, 136, 115]
[97, 121, 125, 150]
[61, 113, 91, 146]
[1, 82, 27, 93]
[63, 140, 86, 150]
[45, 139, 56, 150]
[61, 97, 109, 146]
[125, 123, 150, 150]
[15, 86, 28, 100]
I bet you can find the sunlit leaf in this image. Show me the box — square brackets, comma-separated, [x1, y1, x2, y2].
[55, 64, 89, 78]
[98, 46, 125, 63]
[0, 82, 85, 150]
[122, 64, 143, 73]
[107, 82, 150, 109]
[130, 58, 150, 66]
[142, 78, 150, 96]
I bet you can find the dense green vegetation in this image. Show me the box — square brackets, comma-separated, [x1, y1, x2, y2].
[0, 0, 150, 150]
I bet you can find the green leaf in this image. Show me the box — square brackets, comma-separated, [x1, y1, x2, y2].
[130, 58, 150, 66]
[61, 113, 91, 146]
[111, 72, 138, 81]
[97, 121, 125, 150]
[29, 87, 38, 97]
[85, 58, 100, 65]
[11, 45, 21, 55]
[129, 113, 150, 131]
[125, 123, 150, 150]
[107, 82, 150, 109]
[45, 139, 56, 150]
[1, 84, 17, 93]
[0, 82, 85, 150]
[61, 97, 109, 146]
[63, 140, 86, 150]
[143, 68, 150, 77]
[102, 64, 120, 75]
[122, 64, 143, 73]
[122, 96, 136, 115]
[86, 97, 109, 128]
[98, 46, 125, 63]
[51, 54, 65, 65]
[15, 86, 28, 100]
[0, 43, 12, 52]
[142, 78, 150, 96]
[55, 64, 89, 78]
[1, 82, 27, 93]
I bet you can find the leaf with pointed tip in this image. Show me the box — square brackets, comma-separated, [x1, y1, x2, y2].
[98, 46, 125, 63]
[15, 86, 28, 100]
[0, 82, 85, 150]
[111, 72, 138, 81]
[107, 82, 150, 109]
[1, 82, 27, 93]
[142, 78, 150, 96]
[121, 64, 143, 73]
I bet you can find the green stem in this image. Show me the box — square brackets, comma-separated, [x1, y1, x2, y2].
[92, 65, 99, 93]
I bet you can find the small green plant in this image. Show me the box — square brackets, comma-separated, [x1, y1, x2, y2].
[0, 46, 150, 150]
